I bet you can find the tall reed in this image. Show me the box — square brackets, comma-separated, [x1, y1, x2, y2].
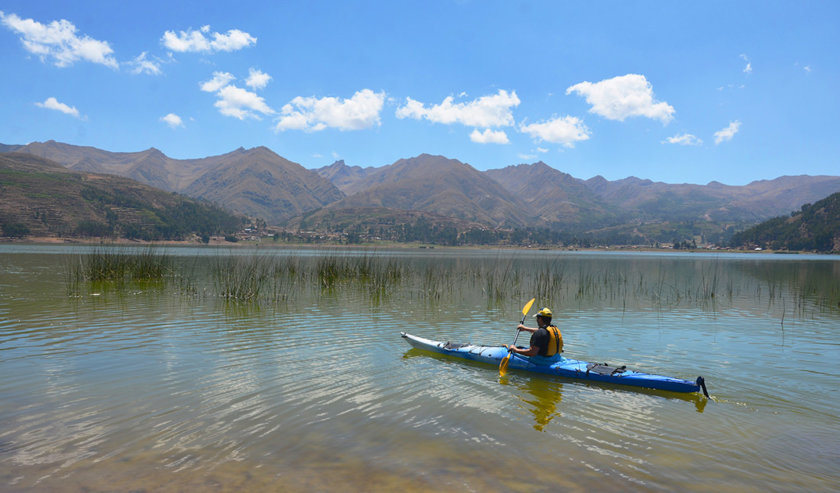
[67, 246, 172, 284]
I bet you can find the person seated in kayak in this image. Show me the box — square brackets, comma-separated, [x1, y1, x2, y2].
[505, 307, 563, 358]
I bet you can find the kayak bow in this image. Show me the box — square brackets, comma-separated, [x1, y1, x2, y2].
[401, 332, 709, 396]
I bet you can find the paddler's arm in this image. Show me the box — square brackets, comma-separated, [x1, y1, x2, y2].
[504, 344, 539, 356]
[516, 324, 537, 333]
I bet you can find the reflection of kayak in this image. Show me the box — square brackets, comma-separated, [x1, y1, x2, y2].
[401, 332, 709, 396]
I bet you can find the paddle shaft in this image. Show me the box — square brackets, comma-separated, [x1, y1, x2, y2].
[510, 312, 529, 349]
[500, 298, 535, 377]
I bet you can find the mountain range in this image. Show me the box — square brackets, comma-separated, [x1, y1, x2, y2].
[4, 141, 341, 224]
[0, 152, 242, 240]
[3, 140, 840, 245]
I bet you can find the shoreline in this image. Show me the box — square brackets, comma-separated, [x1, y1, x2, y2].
[0, 235, 832, 255]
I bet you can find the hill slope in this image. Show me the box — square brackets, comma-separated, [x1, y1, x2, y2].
[7, 141, 342, 224]
[729, 192, 840, 252]
[0, 153, 244, 240]
[183, 147, 344, 224]
[315, 160, 377, 193]
[324, 154, 534, 227]
[485, 162, 616, 227]
[580, 174, 840, 223]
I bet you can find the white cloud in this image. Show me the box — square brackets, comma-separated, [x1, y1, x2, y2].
[35, 97, 80, 118]
[714, 120, 741, 144]
[162, 25, 256, 53]
[215, 85, 274, 120]
[160, 113, 183, 128]
[275, 89, 385, 132]
[740, 54, 752, 74]
[129, 51, 162, 75]
[520, 116, 590, 148]
[212, 30, 256, 52]
[470, 128, 509, 144]
[566, 74, 674, 124]
[537, 147, 548, 153]
[395, 90, 520, 128]
[200, 71, 235, 92]
[246, 68, 271, 90]
[200, 72, 272, 119]
[663, 133, 703, 146]
[0, 11, 117, 68]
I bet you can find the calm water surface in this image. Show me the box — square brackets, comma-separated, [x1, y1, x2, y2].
[1, 245, 838, 491]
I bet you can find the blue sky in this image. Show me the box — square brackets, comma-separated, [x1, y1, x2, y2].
[1, 1, 837, 185]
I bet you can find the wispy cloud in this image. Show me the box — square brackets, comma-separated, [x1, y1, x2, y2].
[160, 113, 183, 128]
[470, 128, 509, 144]
[1, 11, 117, 68]
[396, 90, 520, 128]
[740, 54, 752, 74]
[518, 148, 548, 160]
[35, 97, 81, 118]
[714, 120, 741, 144]
[129, 51, 162, 75]
[162, 25, 256, 53]
[663, 133, 703, 146]
[520, 115, 590, 148]
[566, 74, 674, 124]
[199, 72, 273, 120]
[275, 89, 385, 132]
[200, 71, 235, 93]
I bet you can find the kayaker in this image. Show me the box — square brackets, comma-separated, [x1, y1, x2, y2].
[505, 307, 563, 360]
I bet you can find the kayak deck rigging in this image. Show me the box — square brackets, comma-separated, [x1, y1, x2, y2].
[401, 332, 709, 397]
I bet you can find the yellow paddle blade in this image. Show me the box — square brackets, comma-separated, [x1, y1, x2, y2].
[499, 353, 511, 377]
[522, 298, 536, 317]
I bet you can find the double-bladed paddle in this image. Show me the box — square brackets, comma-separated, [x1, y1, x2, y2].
[499, 297, 535, 377]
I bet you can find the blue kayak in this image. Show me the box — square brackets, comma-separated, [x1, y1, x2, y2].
[401, 332, 709, 396]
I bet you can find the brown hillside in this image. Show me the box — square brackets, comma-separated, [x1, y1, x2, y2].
[485, 162, 614, 225]
[0, 153, 242, 239]
[316, 160, 376, 193]
[328, 154, 534, 227]
[183, 147, 344, 224]
[10, 141, 343, 225]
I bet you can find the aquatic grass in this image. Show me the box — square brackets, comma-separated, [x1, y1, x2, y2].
[212, 254, 275, 302]
[419, 263, 451, 301]
[367, 260, 402, 303]
[209, 250, 410, 304]
[531, 262, 565, 304]
[67, 248, 839, 318]
[481, 260, 521, 307]
[66, 246, 173, 291]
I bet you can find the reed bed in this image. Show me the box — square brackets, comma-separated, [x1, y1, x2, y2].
[65, 248, 840, 316]
[66, 246, 174, 295]
[212, 255, 275, 302]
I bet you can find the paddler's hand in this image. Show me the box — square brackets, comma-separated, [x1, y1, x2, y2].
[517, 324, 526, 331]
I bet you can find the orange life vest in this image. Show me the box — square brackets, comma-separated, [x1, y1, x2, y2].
[545, 325, 563, 356]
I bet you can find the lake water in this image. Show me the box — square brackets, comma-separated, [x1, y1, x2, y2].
[1, 245, 838, 491]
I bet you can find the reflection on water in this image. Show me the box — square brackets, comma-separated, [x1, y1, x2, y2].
[509, 376, 564, 432]
[0, 246, 838, 491]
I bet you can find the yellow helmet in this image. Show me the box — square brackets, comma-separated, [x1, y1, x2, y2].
[535, 307, 552, 318]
